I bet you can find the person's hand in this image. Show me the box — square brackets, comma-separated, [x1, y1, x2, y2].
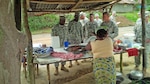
[90, 32, 96, 36]
[146, 39, 150, 43]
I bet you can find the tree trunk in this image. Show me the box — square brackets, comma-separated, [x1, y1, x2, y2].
[21, 0, 35, 84]
[141, 0, 146, 71]
[0, 0, 27, 84]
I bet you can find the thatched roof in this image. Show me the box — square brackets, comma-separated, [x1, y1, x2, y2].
[28, 0, 121, 13]
[118, 0, 136, 4]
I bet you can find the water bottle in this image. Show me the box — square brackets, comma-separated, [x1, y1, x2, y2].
[64, 41, 70, 50]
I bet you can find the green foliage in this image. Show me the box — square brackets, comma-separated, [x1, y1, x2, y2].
[65, 13, 74, 22]
[28, 14, 59, 31]
[119, 12, 139, 22]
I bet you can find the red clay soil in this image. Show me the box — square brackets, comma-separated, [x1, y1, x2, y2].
[116, 16, 135, 27]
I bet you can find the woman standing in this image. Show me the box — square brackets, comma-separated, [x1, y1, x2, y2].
[85, 29, 116, 84]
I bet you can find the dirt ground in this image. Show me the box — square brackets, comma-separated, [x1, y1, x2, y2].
[116, 16, 135, 27]
[21, 26, 150, 84]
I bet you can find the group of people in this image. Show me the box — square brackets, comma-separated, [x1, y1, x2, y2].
[51, 11, 118, 83]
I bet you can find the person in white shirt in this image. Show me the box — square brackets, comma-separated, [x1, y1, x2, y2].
[79, 12, 89, 27]
[94, 13, 102, 27]
[110, 11, 117, 23]
[110, 11, 120, 25]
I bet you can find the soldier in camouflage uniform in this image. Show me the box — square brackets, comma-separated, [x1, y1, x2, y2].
[51, 16, 69, 75]
[84, 13, 98, 40]
[134, 14, 150, 73]
[100, 12, 118, 40]
[68, 12, 82, 67]
[68, 12, 83, 44]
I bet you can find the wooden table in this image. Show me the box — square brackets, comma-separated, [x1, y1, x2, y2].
[24, 47, 144, 84]
[32, 48, 92, 84]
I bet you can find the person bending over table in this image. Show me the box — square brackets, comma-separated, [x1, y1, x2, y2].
[84, 29, 116, 84]
[51, 16, 69, 75]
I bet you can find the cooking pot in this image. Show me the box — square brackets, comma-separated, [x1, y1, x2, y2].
[128, 70, 143, 80]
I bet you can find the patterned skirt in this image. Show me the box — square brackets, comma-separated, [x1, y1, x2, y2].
[93, 56, 116, 84]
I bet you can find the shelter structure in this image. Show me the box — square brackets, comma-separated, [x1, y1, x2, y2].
[27, 0, 121, 13]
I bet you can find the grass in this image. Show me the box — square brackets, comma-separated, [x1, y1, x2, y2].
[31, 28, 51, 35]
[118, 11, 139, 22]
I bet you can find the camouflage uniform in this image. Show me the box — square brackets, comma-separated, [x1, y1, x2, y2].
[84, 21, 98, 40]
[100, 20, 118, 40]
[68, 20, 82, 44]
[94, 18, 102, 27]
[51, 24, 68, 67]
[134, 23, 150, 68]
[51, 24, 68, 47]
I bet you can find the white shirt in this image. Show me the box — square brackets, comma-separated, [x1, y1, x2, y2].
[80, 17, 89, 27]
[94, 18, 102, 27]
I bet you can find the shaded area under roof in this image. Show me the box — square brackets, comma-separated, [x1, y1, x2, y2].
[28, 0, 121, 13]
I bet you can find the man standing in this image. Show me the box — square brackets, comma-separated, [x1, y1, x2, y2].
[80, 12, 89, 27]
[68, 12, 83, 44]
[51, 16, 69, 75]
[110, 11, 117, 23]
[84, 13, 98, 40]
[94, 13, 102, 27]
[134, 12, 150, 74]
[100, 12, 118, 40]
[68, 12, 82, 67]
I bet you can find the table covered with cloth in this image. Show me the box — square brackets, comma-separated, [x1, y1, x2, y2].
[33, 48, 92, 65]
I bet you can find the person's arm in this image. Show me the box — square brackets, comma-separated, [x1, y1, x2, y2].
[79, 22, 83, 43]
[84, 23, 88, 40]
[68, 21, 72, 33]
[85, 42, 92, 51]
[110, 22, 118, 39]
[64, 26, 69, 41]
[134, 24, 137, 35]
[51, 26, 57, 36]
[134, 24, 142, 43]
[95, 21, 99, 33]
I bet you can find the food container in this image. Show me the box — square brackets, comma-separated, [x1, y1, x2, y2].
[128, 70, 143, 80]
[51, 36, 60, 48]
[123, 33, 135, 48]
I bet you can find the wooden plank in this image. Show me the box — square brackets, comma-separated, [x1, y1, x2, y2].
[120, 52, 123, 73]
[29, 9, 71, 12]
[82, 0, 113, 3]
[94, 0, 120, 9]
[71, 0, 83, 10]
[30, 1, 76, 4]
[47, 64, 51, 84]
[26, 0, 31, 10]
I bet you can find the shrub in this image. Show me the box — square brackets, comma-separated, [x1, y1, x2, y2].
[119, 12, 139, 22]
[28, 14, 59, 31]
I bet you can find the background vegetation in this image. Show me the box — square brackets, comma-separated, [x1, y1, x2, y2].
[28, 14, 59, 32]
[28, 0, 150, 34]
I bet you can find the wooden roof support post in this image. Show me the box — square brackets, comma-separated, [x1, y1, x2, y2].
[109, 5, 113, 13]
[21, 0, 35, 84]
[71, 0, 83, 11]
[141, 0, 146, 75]
[26, 0, 31, 11]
